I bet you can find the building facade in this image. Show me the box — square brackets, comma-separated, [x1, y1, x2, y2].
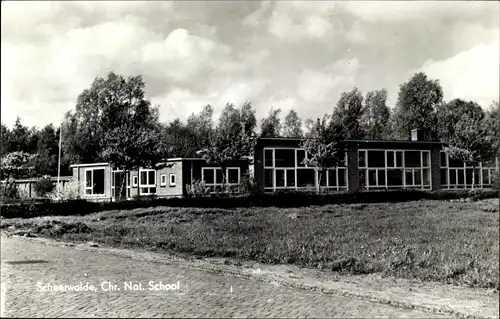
[253, 137, 498, 193]
[70, 158, 249, 201]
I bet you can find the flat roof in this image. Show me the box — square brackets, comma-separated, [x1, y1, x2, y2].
[69, 163, 109, 168]
[257, 137, 443, 144]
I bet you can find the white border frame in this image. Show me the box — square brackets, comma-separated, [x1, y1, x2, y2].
[83, 167, 106, 197]
[111, 169, 131, 199]
[440, 151, 495, 189]
[160, 174, 167, 187]
[169, 173, 176, 187]
[358, 149, 431, 190]
[263, 147, 348, 192]
[201, 167, 241, 186]
[139, 169, 157, 195]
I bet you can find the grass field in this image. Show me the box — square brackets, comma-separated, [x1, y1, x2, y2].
[2, 198, 498, 289]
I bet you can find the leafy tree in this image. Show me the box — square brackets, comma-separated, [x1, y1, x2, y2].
[198, 103, 256, 193]
[187, 104, 214, 150]
[71, 72, 163, 197]
[0, 123, 10, 158]
[392, 72, 443, 140]
[484, 101, 500, 161]
[444, 112, 489, 189]
[260, 107, 282, 137]
[300, 114, 345, 193]
[333, 87, 365, 140]
[362, 89, 391, 139]
[161, 119, 200, 158]
[9, 117, 30, 153]
[34, 124, 59, 176]
[0, 151, 37, 179]
[282, 109, 303, 138]
[436, 99, 484, 144]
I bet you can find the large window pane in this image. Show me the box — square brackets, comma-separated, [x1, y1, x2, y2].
[396, 151, 403, 168]
[203, 169, 214, 184]
[359, 170, 366, 187]
[387, 169, 403, 186]
[422, 152, 430, 167]
[440, 152, 447, 167]
[228, 168, 239, 184]
[264, 169, 274, 188]
[387, 151, 395, 167]
[338, 169, 347, 187]
[368, 150, 385, 168]
[368, 170, 377, 186]
[319, 171, 327, 186]
[414, 169, 422, 185]
[440, 169, 448, 185]
[140, 171, 147, 185]
[328, 170, 337, 187]
[93, 169, 105, 195]
[86, 171, 92, 187]
[465, 168, 473, 185]
[378, 170, 386, 186]
[449, 169, 457, 184]
[148, 171, 155, 184]
[297, 169, 315, 187]
[423, 169, 430, 185]
[286, 170, 296, 187]
[405, 169, 414, 185]
[482, 169, 490, 185]
[449, 157, 463, 168]
[275, 149, 295, 167]
[358, 151, 366, 167]
[405, 151, 421, 167]
[276, 169, 285, 187]
[264, 150, 273, 167]
[457, 169, 465, 184]
[297, 150, 306, 167]
[216, 169, 223, 184]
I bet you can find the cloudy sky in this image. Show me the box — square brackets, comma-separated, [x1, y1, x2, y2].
[1, 1, 499, 128]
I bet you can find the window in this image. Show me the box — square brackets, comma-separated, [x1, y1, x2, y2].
[85, 168, 105, 196]
[296, 149, 306, 167]
[274, 149, 295, 167]
[358, 150, 366, 168]
[202, 167, 240, 185]
[264, 169, 274, 188]
[264, 150, 274, 167]
[160, 174, 167, 187]
[368, 150, 385, 167]
[297, 169, 315, 187]
[132, 176, 138, 187]
[139, 169, 156, 195]
[405, 151, 421, 167]
[169, 174, 176, 187]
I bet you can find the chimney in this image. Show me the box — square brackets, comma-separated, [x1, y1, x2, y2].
[411, 129, 420, 141]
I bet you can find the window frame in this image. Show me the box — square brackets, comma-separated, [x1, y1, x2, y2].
[358, 149, 432, 190]
[440, 151, 495, 189]
[139, 169, 157, 195]
[201, 167, 241, 186]
[169, 173, 176, 187]
[160, 174, 167, 187]
[263, 147, 348, 192]
[84, 167, 106, 197]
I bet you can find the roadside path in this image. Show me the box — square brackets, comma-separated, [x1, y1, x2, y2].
[0, 236, 444, 318]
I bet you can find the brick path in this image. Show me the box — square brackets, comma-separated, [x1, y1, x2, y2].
[1, 237, 448, 318]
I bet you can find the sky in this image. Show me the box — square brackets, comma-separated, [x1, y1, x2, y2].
[1, 0, 499, 128]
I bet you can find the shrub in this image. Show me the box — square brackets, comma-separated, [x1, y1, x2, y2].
[46, 179, 81, 201]
[185, 180, 211, 198]
[492, 171, 500, 192]
[238, 173, 263, 195]
[0, 177, 19, 202]
[33, 177, 55, 197]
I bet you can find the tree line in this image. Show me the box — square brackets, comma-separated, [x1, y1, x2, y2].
[1, 71, 499, 181]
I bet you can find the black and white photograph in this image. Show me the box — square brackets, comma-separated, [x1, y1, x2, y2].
[1, 0, 499, 318]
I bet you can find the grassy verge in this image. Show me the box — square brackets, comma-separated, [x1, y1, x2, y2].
[2, 198, 498, 289]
